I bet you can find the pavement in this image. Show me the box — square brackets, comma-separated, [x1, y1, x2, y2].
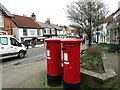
[1, 44, 119, 88]
[2, 59, 47, 88]
[104, 52, 119, 88]
[104, 52, 119, 75]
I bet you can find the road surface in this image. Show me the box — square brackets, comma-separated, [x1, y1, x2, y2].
[2, 46, 47, 88]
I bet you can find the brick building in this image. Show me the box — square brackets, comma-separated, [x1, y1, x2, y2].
[106, 8, 120, 43]
[0, 3, 14, 35]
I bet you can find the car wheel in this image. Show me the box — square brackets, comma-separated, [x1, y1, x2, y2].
[18, 51, 25, 59]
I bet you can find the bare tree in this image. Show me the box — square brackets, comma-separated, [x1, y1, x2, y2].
[66, 0, 108, 46]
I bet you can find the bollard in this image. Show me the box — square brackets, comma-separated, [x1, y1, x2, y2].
[45, 38, 62, 87]
[61, 38, 83, 89]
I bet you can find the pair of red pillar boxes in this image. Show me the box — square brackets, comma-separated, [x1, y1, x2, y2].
[45, 38, 83, 88]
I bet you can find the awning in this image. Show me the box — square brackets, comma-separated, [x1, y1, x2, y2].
[22, 37, 46, 41]
[37, 37, 46, 39]
[24, 38, 32, 41]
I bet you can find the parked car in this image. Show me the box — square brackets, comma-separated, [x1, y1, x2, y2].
[0, 35, 27, 59]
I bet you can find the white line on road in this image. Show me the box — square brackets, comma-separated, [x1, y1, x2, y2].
[2, 54, 46, 68]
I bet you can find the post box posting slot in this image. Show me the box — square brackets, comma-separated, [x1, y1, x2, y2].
[62, 47, 71, 52]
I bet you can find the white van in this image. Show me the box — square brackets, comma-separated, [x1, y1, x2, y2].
[0, 35, 27, 59]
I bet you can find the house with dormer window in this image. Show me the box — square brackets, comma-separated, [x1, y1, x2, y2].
[38, 21, 56, 38]
[12, 13, 45, 47]
[39, 19, 67, 38]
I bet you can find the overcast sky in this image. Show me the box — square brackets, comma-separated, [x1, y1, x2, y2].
[0, 0, 120, 26]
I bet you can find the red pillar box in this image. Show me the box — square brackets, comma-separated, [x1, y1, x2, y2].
[45, 38, 62, 87]
[61, 38, 82, 89]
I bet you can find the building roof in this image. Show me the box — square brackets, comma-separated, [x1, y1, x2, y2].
[38, 22, 53, 29]
[59, 26, 67, 30]
[106, 8, 120, 23]
[38, 22, 63, 30]
[51, 24, 62, 30]
[0, 3, 14, 18]
[12, 14, 42, 29]
[112, 8, 120, 16]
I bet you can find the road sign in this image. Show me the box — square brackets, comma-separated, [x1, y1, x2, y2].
[96, 32, 100, 35]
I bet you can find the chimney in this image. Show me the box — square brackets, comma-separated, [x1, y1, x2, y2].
[23, 14, 27, 17]
[31, 13, 36, 21]
[46, 18, 50, 25]
[106, 14, 113, 22]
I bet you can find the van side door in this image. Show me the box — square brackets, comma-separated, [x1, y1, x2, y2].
[0, 37, 11, 58]
[10, 37, 22, 55]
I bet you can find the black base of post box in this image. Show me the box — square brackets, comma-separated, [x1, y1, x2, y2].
[47, 74, 62, 87]
[63, 81, 80, 90]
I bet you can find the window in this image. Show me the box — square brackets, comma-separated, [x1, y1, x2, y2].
[10, 38, 21, 46]
[45, 28, 50, 34]
[0, 37, 8, 45]
[44, 29, 46, 33]
[37, 29, 39, 35]
[0, 15, 4, 27]
[51, 29, 55, 34]
[23, 28, 27, 36]
[37, 29, 41, 35]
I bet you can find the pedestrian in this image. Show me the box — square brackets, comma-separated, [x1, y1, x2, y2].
[24, 41, 29, 49]
[26, 41, 29, 49]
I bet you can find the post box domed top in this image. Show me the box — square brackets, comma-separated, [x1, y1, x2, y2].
[61, 38, 83, 43]
[45, 38, 61, 42]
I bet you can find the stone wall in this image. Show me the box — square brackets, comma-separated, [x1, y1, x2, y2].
[80, 53, 117, 88]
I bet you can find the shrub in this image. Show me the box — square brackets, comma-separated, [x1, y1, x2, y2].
[86, 46, 103, 57]
[81, 55, 105, 73]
